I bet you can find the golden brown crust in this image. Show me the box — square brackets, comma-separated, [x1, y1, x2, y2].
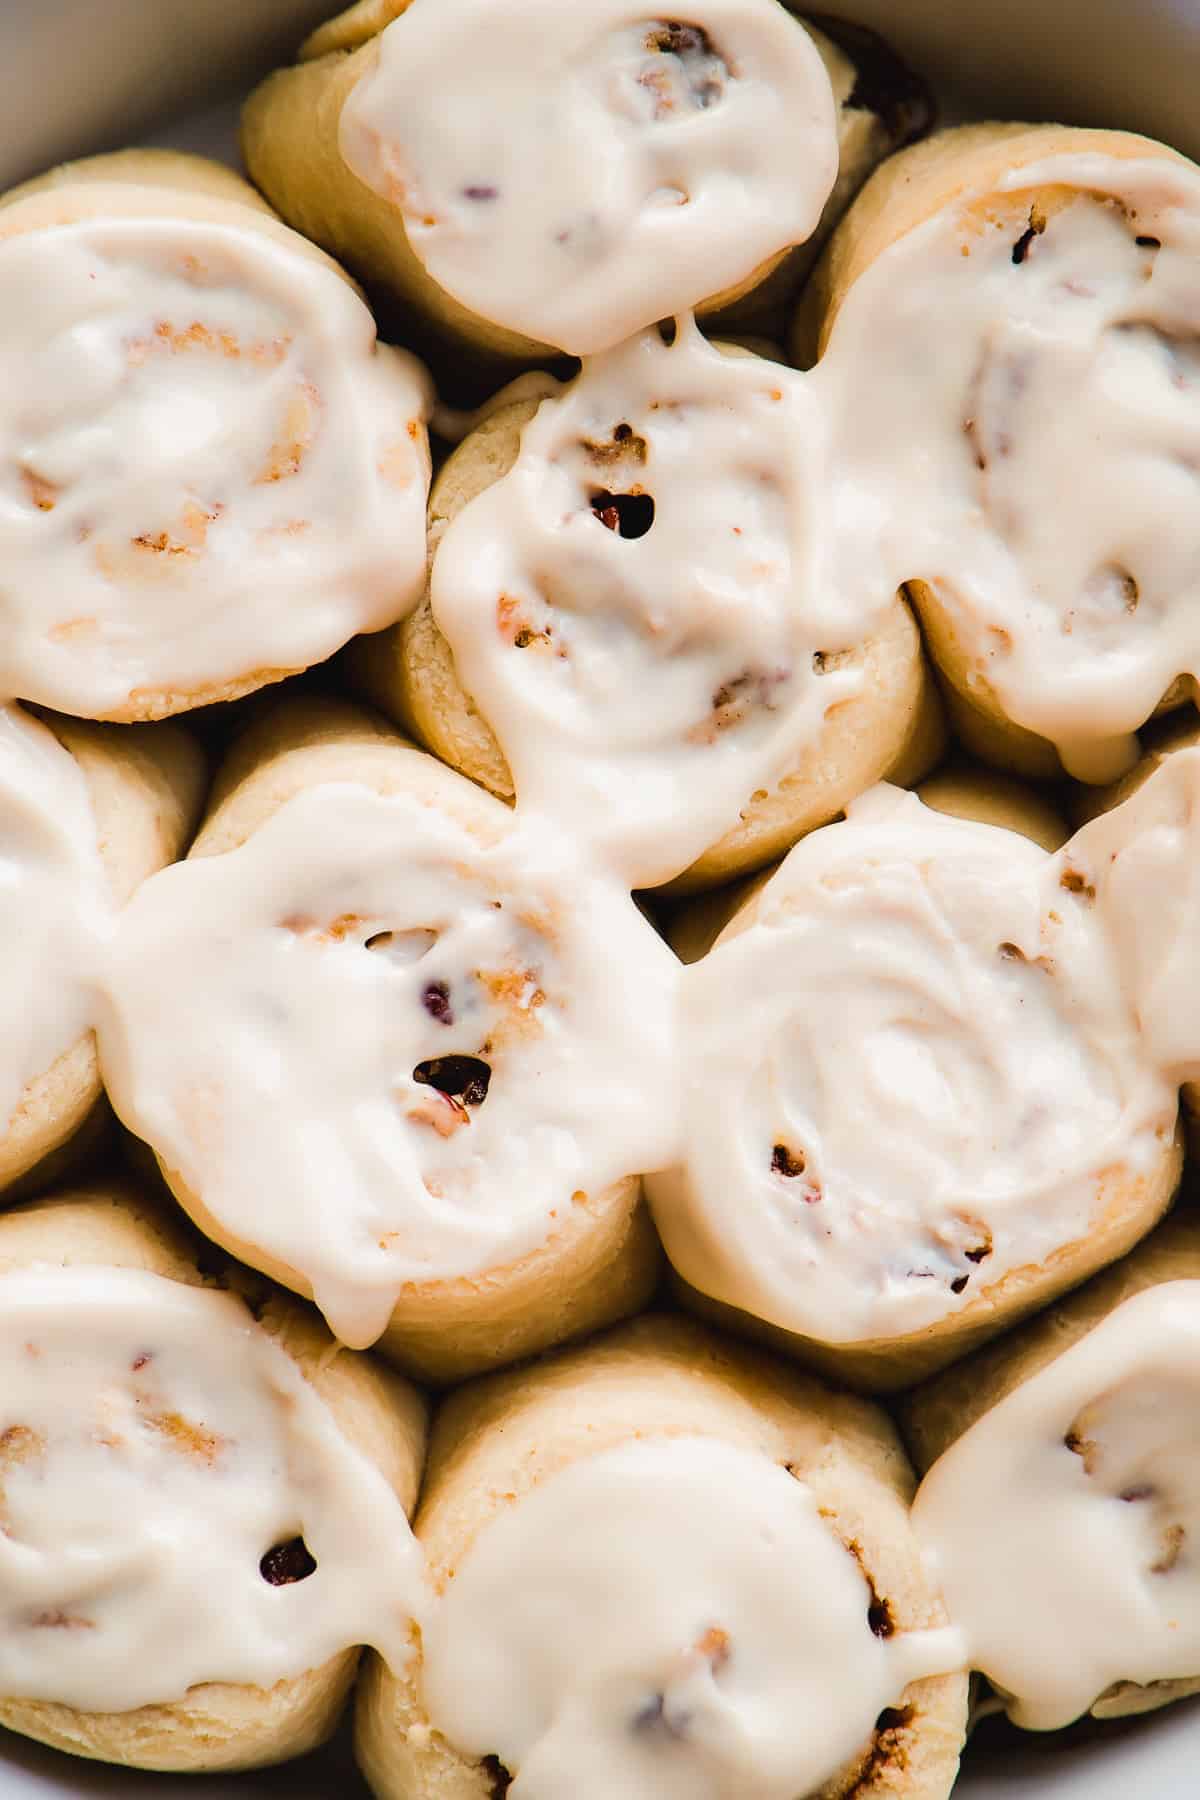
[355, 1313, 967, 1799]
[0, 1183, 426, 1773]
[140, 696, 660, 1382]
[354, 379, 944, 894]
[0, 714, 204, 1202]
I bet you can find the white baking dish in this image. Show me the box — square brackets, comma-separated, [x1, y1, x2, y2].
[0, 0, 1197, 1792]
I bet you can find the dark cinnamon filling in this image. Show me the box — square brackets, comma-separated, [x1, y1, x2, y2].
[590, 489, 655, 537]
[413, 1055, 492, 1107]
[260, 1537, 317, 1585]
[1011, 206, 1047, 265]
[480, 1753, 512, 1797]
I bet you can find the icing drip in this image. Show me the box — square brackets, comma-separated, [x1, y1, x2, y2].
[96, 783, 679, 1347]
[816, 154, 1200, 780]
[431, 320, 874, 887]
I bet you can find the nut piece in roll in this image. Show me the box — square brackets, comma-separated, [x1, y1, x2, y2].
[0, 703, 203, 1201]
[0, 149, 431, 721]
[355, 1312, 967, 1800]
[904, 1207, 1200, 1730]
[648, 769, 1182, 1391]
[242, 0, 847, 365]
[95, 697, 674, 1383]
[0, 1182, 427, 1773]
[352, 320, 943, 893]
[792, 123, 1200, 785]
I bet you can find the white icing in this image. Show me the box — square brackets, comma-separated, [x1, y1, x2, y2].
[431, 320, 878, 887]
[95, 782, 679, 1347]
[816, 152, 1200, 781]
[421, 1435, 963, 1797]
[339, 0, 838, 353]
[646, 785, 1177, 1344]
[1065, 745, 1200, 1080]
[913, 1281, 1200, 1729]
[0, 705, 110, 1128]
[0, 208, 431, 715]
[0, 1263, 424, 1712]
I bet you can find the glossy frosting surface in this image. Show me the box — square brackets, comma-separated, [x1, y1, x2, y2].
[913, 1280, 1200, 1728]
[432, 320, 879, 886]
[97, 782, 679, 1346]
[0, 1263, 424, 1711]
[648, 783, 1178, 1344]
[0, 704, 109, 1123]
[422, 1435, 962, 1797]
[340, 0, 838, 352]
[0, 207, 430, 713]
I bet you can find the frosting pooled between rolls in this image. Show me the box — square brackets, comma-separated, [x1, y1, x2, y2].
[912, 1280, 1200, 1729]
[0, 1263, 424, 1712]
[338, 0, 838, 353]
[96, 782, 679, 1347]
[0, 705, 110, 1129]
[647, 784, 1178, 1345]
[819, 152, 1200, 781]
[421, 1435, 963, 1798]
[431, 319, 881, 887]
[0, 206, 431, 716]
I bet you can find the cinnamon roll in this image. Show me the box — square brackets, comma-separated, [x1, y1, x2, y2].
[0, 149, 431, 720]
[355, 1313, 967, 1799]
[242, 1, 926, 366]
[794, 123, 1200, 785]
[95, 698, 674, 1380]
[904, 1207, 1200, 1728]
[354, 320, 942, 891]
[648, 771, 1182, 1390]
[0, 1182, 426, 1772]
[0, 703, 202, 1200]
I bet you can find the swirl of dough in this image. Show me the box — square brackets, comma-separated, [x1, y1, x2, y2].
[426, 319, 931, 888]
[0, 165, 431, 720]
[648, 784, 1181, 1384]
[335, 0, 838, 355]
[95, 708, 678, 1359]
[908, 1211, 1200, 1730]
[805, 128, 1200, 783]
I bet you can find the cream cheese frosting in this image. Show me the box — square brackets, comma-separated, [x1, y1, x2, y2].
[95, 782, 679, 1348]
[430, 318, 878, 887]
[339, 0, 838, 355]
[647, 785, 1178, 1344]
[0, 704, 110, 1129]
[1063, 744, 1200, 1080]
[817, 152, 1200, 782]
[421, 1435, 963, 1798]
[912, 1280, 1200, 1729]
[0, 208, 431, 716]
[0, 1263, 424, 1712]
